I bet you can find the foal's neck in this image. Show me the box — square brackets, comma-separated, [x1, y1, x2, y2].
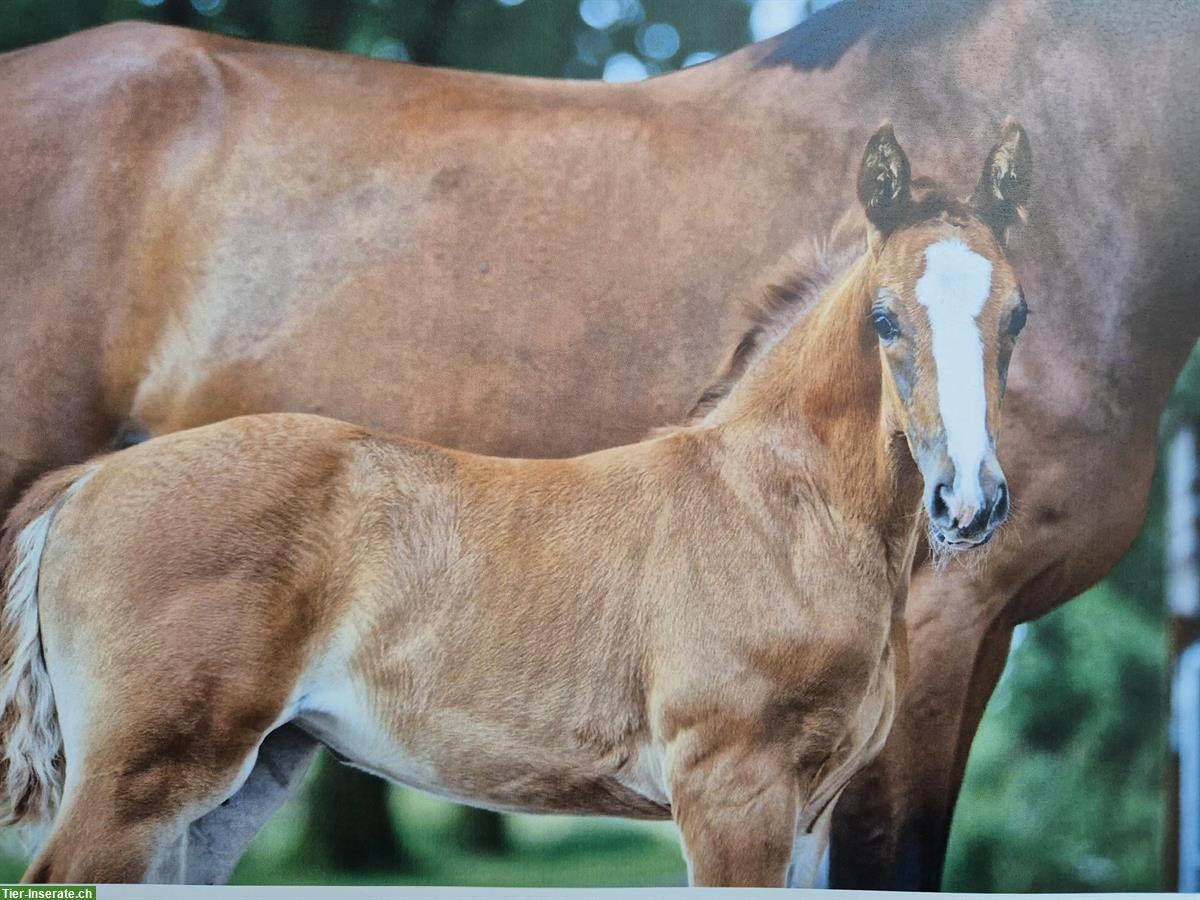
[709, 252, 922, 551]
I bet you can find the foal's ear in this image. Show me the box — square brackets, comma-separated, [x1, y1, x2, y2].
[857, 121, 912, 237]
[973, 116, 1032, 238]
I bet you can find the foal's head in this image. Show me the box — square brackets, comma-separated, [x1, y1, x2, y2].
[858, 119, 1032, 550]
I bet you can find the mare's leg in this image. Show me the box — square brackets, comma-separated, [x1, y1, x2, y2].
[830, 568, 1015, 889]
[830, 389, 1161, 889]
[0, 281, 117, 519]
[0, 361, 115, 515]
[183, 724, 321, 884]
[147, 833, 189, 884]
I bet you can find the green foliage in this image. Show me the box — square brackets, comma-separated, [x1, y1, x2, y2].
[1162, 343, 1200, 440]
[296, 756, 411, 873]
[0, 0, 759, 75]
[946, 581, 1168, 891]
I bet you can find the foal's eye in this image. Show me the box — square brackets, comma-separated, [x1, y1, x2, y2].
[872, 310, 901, 342]
[1007, 300, 1029, 337]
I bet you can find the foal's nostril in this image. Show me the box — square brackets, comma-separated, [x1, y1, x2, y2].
[990, 481, 1010, 526]
[963, 507, 990, 538]
[961, 482, 1008, 539]
[931, 483, 952, 524]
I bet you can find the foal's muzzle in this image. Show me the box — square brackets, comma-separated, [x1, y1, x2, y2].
[927, 470, 1009, 550]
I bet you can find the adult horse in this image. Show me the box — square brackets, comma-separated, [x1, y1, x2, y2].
[1, 122, 1031, 886]
[0, 0, 1197, 888]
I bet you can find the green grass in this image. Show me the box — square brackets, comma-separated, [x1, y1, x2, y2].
[232, 782, 687, 887]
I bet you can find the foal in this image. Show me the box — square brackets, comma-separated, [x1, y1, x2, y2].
[0, 120, 1031, 886]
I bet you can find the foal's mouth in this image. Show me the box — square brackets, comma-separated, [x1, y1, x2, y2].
[932, 530, 994, 551]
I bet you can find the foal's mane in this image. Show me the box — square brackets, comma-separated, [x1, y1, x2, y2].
[671, 207, 867, 428]
[672, 179, 973, 428]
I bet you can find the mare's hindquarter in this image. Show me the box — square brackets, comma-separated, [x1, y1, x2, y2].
[33, 413, 901, 852]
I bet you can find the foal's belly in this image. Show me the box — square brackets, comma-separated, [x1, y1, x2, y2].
[293, 661, 672, 819]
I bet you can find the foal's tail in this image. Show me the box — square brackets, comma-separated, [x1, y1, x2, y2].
[0, 464, 97, 831]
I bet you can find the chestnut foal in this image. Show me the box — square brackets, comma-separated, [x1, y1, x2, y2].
[0, 120, 1031, 886]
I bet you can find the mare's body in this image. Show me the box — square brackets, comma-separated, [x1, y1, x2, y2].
[0, 125, 1032, 885]
[1, 1, 1197, 886]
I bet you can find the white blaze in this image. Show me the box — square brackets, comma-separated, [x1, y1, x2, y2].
[914, 238, 993, 510]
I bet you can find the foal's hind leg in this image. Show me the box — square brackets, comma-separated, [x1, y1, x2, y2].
[25, 792, 171, 884]
[183, 724, 321, 884]
[26, 725, 286, 885]
[141, 726, 319, 884]
[24, 678, 293, 886]
[26, 736, 268, 885]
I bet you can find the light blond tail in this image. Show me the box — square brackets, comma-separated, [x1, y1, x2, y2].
[0, 466, 96, 832]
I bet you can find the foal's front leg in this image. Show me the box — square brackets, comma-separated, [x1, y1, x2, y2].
[667, 738, 800, 887]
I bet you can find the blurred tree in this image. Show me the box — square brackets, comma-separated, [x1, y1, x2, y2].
[455, 804, 511, 855]
[0, 0, 765, 74]
[297, 756, 411, 874]
[946, 576, 1168, 891]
